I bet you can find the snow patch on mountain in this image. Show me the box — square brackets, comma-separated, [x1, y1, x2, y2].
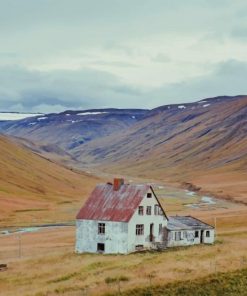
[77, 112, 108, 116]
[0, 113, 42, 121]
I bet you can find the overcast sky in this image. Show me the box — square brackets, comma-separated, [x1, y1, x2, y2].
[0, 0, 247, 113]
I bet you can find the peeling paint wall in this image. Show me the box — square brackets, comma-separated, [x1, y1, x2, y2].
[167, 229, 215, 247]
[75, 189, 168, 254]
[75, 220, 128, 254]
[128, 189, 168, 252]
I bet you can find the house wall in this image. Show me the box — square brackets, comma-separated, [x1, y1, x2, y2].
[167, 229, 215, 247]
[128, 189, 168, 252]
[75, 220, 128, 254]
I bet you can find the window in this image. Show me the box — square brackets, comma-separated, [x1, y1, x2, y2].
[206, 231, 210, 237]
[136, 224, 144, 235]
[138, 206, 144, 215]
[147, 193, 152, 198]
[175, 231, 182, 241]
[135, 245, 144, 251]
[195, 231, 199, 238]
[98, 223, 105, 235]
[97, 243, 105, 252]
[159, 224, 163, 235]
[154, 205, 159, 215]
[146, 206, 152, 215]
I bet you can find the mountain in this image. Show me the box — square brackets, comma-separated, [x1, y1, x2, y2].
[73, 96, 247, 203]
[0, 96, 246, 203]
[0, 108, 148, 151]
[0, 135, 99, 227]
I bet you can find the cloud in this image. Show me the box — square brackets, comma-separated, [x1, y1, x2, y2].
[0, 1, 247, 111]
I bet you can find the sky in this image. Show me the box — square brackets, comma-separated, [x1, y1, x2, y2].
[1, 0, 247, 113]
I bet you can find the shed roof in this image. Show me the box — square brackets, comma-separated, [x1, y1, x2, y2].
[167, 216, 214, 231]
[76, 183, 157, 222]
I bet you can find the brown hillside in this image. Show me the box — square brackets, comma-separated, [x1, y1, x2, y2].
[0, 135, 99, 227]
[75, 96, 247, 203]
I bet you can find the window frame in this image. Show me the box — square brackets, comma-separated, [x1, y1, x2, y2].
[138, 206, 144, 216]
[136, 224, 144, 236]
[175, 231, 182, 241]
[159, 224, 163, 235]
[146, 206, 152, 215]
[98, 223, 105, 235]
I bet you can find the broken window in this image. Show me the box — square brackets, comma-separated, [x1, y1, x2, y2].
[175, 231, 182, 241]
[146, 206, 152, 215]
[159, 224, 163, 235]
[135, 245, 144, 251]
[138, 206, 144, 215]
[97, 243, 105, 252]
[206, 231, 210, 237]
[98, 223, 105, 235]
[195, 231, 199, 238]
[136, 224, 144, 235]
[147, 193, 152, 198]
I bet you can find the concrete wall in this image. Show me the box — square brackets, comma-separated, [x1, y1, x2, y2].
[75, 220, 128, 254]
[167, 229, 215, 247]
[128, 189, 168, 252]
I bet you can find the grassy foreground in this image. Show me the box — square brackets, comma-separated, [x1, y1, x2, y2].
[109, 268, 247, 296]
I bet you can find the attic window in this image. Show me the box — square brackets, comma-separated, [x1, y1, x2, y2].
[147, 193, 152, 198]
[98, 223, 105, 235]
[138, 206, 144, 215]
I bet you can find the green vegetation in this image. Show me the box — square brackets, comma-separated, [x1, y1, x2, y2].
[107, 268, 247, 296]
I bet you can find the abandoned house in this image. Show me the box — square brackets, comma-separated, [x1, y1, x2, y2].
[76, 178, 215, 254]
[166, 216, 215, 247]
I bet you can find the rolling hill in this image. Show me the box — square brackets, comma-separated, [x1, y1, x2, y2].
[0, 96, 246, 204]
[0, 135, 99, 227]
[73, 96, 247, 203]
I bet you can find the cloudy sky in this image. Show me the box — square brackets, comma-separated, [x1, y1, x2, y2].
[1, 0, 247, 113]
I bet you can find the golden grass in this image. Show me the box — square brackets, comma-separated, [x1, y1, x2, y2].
[0, 136, 101, 227]
[0, 207, 246, 296]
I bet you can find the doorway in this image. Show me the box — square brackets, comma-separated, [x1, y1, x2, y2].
[150, 223, 154, 242]
[200, 230, 204, 243]
[97, 243, 105, 253]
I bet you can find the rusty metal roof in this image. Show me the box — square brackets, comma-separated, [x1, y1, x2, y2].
[76, 183, 151, 222]
[167, 216, 214, 231]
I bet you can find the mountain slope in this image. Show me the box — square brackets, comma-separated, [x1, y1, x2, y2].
[0, 135, 99, 226]
[74, 96, 247, 203]
[0, 109, 148, 151]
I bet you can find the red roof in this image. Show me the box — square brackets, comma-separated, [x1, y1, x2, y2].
[76, 183, 151, 222]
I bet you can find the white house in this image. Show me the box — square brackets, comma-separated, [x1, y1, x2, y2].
[76, 178, 168, 254]
[75, 178, 214, 254]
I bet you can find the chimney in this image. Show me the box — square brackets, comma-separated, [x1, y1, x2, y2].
[113, 178, 124, 191]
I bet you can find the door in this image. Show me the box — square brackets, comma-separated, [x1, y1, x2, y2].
[200, 230, 204, 243]
[150, 223, 154, 242]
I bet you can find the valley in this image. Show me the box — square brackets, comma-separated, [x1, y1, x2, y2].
[0, 95, 246, 295]
[0, 183, 246, 296]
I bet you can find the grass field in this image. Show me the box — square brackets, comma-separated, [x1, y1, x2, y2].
[114, 267, 247, 296]
[0, 198, 246, 296]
